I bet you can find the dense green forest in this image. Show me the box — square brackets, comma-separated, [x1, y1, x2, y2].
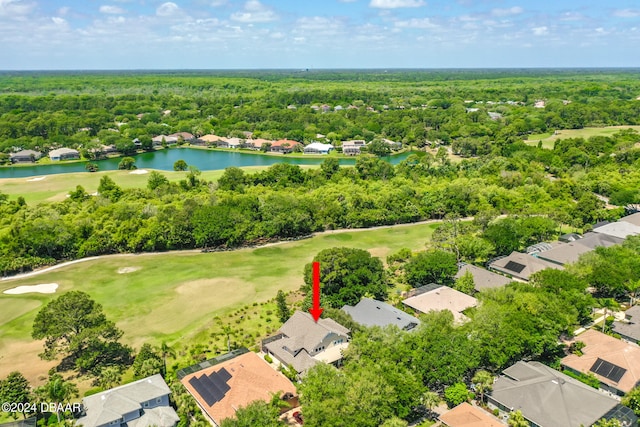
[2, 125, 640, 275]
[1, 70, 640, 275]
[1, 69, 640, 161]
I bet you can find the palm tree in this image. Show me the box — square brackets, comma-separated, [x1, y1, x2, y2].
[508, 410, 529, 427]
[160, 341, 176, 376]
[222, 325, 233, 353]
[421, 391, 440, 413]
[472, 370, 494, 406]
[37, 373, 78, 424]
[98, 366, 122, 390]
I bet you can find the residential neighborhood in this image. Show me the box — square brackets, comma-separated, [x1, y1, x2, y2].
[2, 65, 640, 427]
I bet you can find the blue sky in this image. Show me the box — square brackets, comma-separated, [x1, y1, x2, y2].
[1, 0, 639, 69]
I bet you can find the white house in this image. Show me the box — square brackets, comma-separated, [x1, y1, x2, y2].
[303, 142, 334, 154]
[49, 148, 80, 161]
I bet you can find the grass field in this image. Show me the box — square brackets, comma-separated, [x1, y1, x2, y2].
[524, 125, 640, 149]
[0, 167, 274, 204]
[0, 221, 439, 385]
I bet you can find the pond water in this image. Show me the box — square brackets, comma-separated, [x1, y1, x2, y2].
[0, 148, 413, 179]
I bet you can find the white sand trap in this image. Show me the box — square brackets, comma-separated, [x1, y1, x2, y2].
[4, 283, 58, 295]
[26, 176, 46, 182]
[118, 266, 141, 274]
[129, 169, 148, 175]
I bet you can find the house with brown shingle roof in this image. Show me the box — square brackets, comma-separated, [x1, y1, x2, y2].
[180, 351, 297, 426]
[270, 139, 300, 154]
[168, 132, 195, 142]
[262, 311, 350, 374]
[439, 402, 503, 427]
[199, 134, 226, 145]
[561, 329, 640, 396]
[402, 285, 477, 324]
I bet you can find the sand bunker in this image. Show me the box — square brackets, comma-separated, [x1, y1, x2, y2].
[26, 176, 46, 182]
[129, 169, 148, 175]
[118, 266, 142, 274]
[3, 283, 58, 295]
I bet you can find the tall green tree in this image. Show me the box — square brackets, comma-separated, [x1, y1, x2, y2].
[303, 247, 387, 308]
[219, 399, 284, 427]
[118, 156, 136, 170]
[453, 270, 475, 295]
[147, 171, 169, 190]
[35, 373, 78, 424]
[472, 370, 493, 405]
[97, 175, 122, 201]
[404, 250, 457, 288]
[621, 386, 640, 417]
[132, 343, 163, 379]
[444, 383, 470, 408]
[173, 159, 188, 171]
[276, 290, 291, 323]
[0, 372, 33, 419]
[32, 291, 131, 374]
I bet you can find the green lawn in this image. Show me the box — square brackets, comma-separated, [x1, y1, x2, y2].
[524, 125, 640, 149]
[0, 167, 273, 204]
[0, 221, 438, 384]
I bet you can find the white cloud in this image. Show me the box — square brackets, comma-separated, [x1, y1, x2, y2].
[559, 12, 585, 21]
[51, 16, 66, 25]
[230, 0, 277, 23]
[613, 9, 640, 18]
[156, 2, 179, 17]
[532, 26, 548, 36]
[395, 18, 438, 29]
[0, 0, 36, 17]
[491, 6, 523, 17]
[370, 0, 425, 9]
[211, 0, 228, 6]
[100, 5, 126, 14]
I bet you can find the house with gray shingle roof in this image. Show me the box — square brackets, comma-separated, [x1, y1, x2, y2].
[76, 374, 178, 427]
[341, 298, 420, 331]
[9, 150, 42, 163]
[49, 147, 79, 161]
[612, 305, 640, 344]
[489, 251, 563, 282]
[262, 311, 350, 374]
[454, 263, 511, 291]
[593, 221, 640, 239]
[620, 212, 640, 227]
[488, 361, 637, 427]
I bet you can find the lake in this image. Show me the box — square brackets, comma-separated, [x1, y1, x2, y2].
[0, 148, 413, 179]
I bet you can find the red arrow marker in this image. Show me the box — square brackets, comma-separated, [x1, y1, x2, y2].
[309, 261, 323, 322]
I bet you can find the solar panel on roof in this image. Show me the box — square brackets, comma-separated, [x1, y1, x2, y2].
[189, 369, 233, 407]
[504, 261, 526, 273]
[590, 358, 627, 383]
[217, 368, 232, 382]
[189, 376, 217, 406]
